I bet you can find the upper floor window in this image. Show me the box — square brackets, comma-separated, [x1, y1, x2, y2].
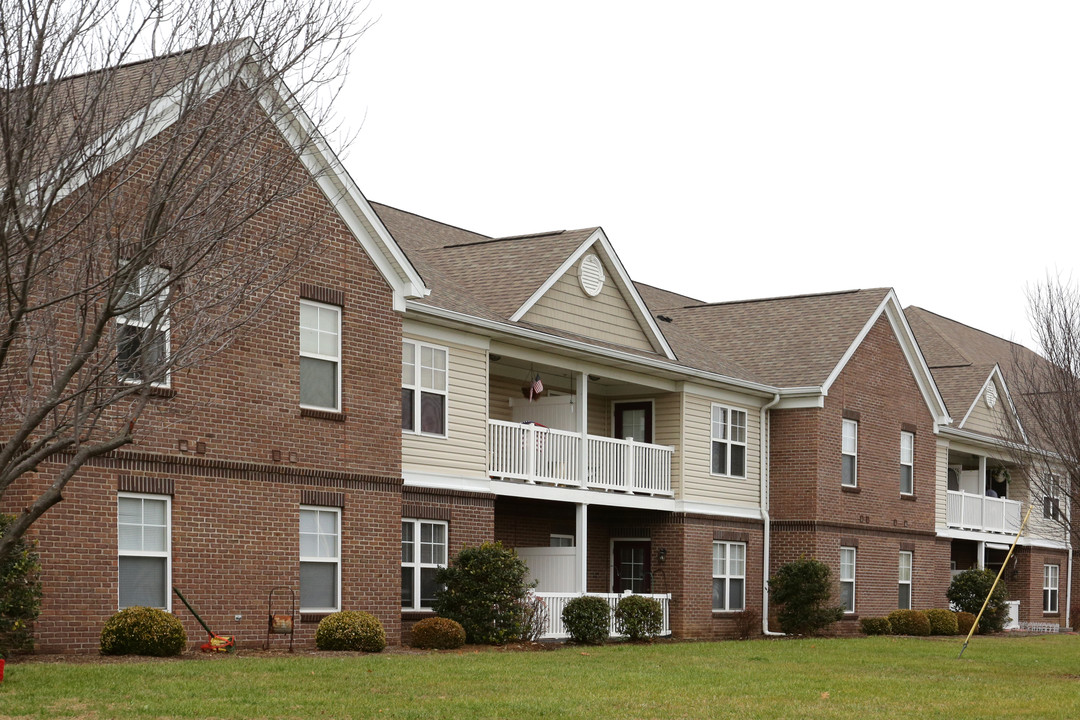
[711, 405, 747, 478]
[401, 519, 447, 610]
[299, 300, 341, 411]
[117, 266, 170, 386]
[1043, 474, 1061, 520]
[842, 419, 858, 487]
[118, 493, 170, 610]
[402, 340, 447, 436]
[840, 546, 856, 613]
[900, 431, 914, 495]
[299, 506, 340, 613]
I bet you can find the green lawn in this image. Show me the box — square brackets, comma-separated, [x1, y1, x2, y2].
[2, 635, 1078, 719]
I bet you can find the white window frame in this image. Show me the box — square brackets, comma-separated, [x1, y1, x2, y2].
[1043, 474, 1061, 520]
[1043, 564, 1059, 614]
[712, 541, 746, 612]
[299, 300, 342, 411]
[898, 551, 913, 610]
[550, 534, 575, 547]
[900, 431, 914, 495]
[711, 404, 748, 478]
[842, 419, 858, 487]
[401, 519, 448, 611]
[299, 506, 341, 613]
[116, 266, 171, 388]
[402, 340, 449, 437]
[117, 492, 171, 611]
[840, 546, 856, 613]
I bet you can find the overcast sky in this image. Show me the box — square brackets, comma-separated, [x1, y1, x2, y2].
[336, 2, 1078, 352]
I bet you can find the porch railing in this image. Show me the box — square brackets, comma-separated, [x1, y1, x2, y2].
[488, 419, 673, 496]
[946, 490, 1022, 534]
[533, 591, 672, 639]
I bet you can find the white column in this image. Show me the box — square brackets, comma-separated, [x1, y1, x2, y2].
[577, 372, 589, 489]
[978, 540, 986, 570]
[978, 455, 987, 494]
[576, 502, 589, 593]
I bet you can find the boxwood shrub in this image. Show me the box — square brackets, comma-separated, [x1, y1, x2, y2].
[614, 595, 663, 641]
[956, 611, 977, 636]
[315, 611, 386, 652]
[100, 607, 187, 656]
[925, 608, 959, 635]
[410, 617, 466, 650]
[888, 609, 931, 636]
[562, 595, 611, 645]
[859, 616, 892, 636]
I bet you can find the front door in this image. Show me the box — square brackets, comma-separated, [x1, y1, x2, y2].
[612, 540, 651, 593]
[614, 401, 653, 443]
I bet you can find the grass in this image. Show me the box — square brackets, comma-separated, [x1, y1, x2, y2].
[2, 635, 1078, 719]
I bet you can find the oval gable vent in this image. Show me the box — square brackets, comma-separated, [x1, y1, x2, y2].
[579, 254, 605, 297]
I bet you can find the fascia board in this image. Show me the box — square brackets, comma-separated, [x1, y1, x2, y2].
[957, 365, 1029, 444]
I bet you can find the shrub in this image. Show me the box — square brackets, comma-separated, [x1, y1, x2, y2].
[100, 607, 187, 656]
[732, 609, 761, 640]
[410, 617, 465, 650]
[956, 611, 977, 635]
[0, 514, 42, 656]
[614, 595, 663, 641]
[860, 617, 892, 636]
[887, 609, 931, 636]
[516, 593, 549, 642]
[947, 569, 1009, 633]
[315, 611, 386, 652]
[562, 595, 611, 645]
[433, 542, 532, 644]
[1071, 605, 1080, 632]
[769, 557, 844, 635]
[925, 608, 959, 636]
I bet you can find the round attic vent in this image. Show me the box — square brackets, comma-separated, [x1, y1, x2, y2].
[985, 382, 998, 409]
[579, 254, 605, 297]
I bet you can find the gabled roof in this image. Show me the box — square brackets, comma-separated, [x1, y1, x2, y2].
[27, 41, 427, 310]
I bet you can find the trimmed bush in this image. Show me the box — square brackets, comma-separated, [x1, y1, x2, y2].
[315, 611, 386, 652]
[562, 595, 611, 645]
[860, 617, 892, 636]
[614, 595, 663, 641]
[956, 611, 977, 636]
[434, 542, 532, 644]
[769, 557, 844, 635]
[100, 607, 187, 656]
[410, 617, 465, 650]
[0, 514, 42, 656]
[888, 609, 931, 636]
[947, 569, 1009, 633]
[925, 608, 959, 636]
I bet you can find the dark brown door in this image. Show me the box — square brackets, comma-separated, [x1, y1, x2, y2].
[612, 541, 652, 593]
[614, 401, 652, 443]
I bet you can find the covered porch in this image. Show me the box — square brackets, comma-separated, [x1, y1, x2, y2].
[946, 450, 1023, 534]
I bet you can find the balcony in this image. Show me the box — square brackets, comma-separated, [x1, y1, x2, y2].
[488, 419, 674, 496]
[946, 490, 1022, 534]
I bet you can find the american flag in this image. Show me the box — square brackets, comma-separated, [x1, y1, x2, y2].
[530, 374, 544, 400]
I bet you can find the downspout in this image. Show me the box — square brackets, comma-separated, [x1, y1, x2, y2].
[1067, 546, 1073, 630]
[760, 393, 783, 636]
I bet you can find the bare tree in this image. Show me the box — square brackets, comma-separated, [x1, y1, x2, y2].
[0, 0, 369, 565]
[1005, 277, 1080, 551]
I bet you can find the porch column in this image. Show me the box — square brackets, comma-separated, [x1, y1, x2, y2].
[978, 455, 988, 494]
[577, 372, 588, 489]
[978, 540, 986, 570]
[576, 502, 589, 593]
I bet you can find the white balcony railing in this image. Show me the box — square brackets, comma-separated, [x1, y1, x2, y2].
[488, 420, 673, 496]
[534, 591, 672, 639]
[946, 490, 1022, 534]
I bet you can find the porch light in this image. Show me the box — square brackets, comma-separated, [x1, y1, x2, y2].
[658, 548, 667, 563]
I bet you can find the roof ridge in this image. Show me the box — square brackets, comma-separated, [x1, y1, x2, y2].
[906, 305, 1024, 349]
[496, 230, 567, 241]
[35, 41, 233, 89]
[369, 201, 492, 241]
[679, 288, 872, 310]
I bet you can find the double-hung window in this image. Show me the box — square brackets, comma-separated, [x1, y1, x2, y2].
[898, 551, 912, 610]
[840, 546, 856, 613]
[402, 341, 447, 436]
[116, 266, 170, 385]
[1043, 474, 1061, 520]
[1044, 564, 1059, 613]
[711, 405, 747, 477]
[118, 494, 171, 609]
[299, 506, 340, 613]
[842, 419, 858, 487]
[299, 301, 341, 411]
[401, 519, 447, 610]
[900, 432, 914, 495]
[712, 541, 746, 611]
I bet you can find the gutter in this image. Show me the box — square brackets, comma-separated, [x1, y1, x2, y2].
[759, 393, 784, 636]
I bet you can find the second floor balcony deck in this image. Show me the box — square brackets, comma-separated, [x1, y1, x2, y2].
[946, 489, 1022, 534]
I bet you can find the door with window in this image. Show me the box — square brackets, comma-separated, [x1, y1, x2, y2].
[612, 540, 652, 593]
[614, 401, 653, 443]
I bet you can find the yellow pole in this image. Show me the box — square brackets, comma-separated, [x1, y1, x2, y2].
[958, 500, 1035, 659]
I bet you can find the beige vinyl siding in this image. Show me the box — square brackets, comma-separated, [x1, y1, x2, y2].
[402, 335, 488, 478]
[936, 439, 950, 527]
[681, 393, 760, 507]
[962, 380, 1010, 436]
[1019, 472, 1070, 543]
[587, 394, 610, 437]
[654, 393, 681, 494]
[520, 264, 656, 352]
[488, 375, 519, 423]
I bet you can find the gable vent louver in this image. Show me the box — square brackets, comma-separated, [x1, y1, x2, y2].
[579, 254, 605, 297]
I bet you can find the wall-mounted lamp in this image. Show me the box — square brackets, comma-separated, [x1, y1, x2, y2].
[658, 548, 667, 563]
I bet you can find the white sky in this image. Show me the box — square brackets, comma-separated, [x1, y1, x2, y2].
[337, 1, 1079, 352]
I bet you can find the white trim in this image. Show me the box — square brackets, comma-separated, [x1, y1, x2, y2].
[712, 540, 747, 612]
[117, 492, 172, 612]
[1043, 563, 1060, 614]
[402, 339, 449, 438]
[402, 320, 491, 350]
[401, 518, 448, 612]
[935, 527, 1070, 550]
[710, 403, 749, 479]
[550, 533, 575, 547]
[900, 431, 915, 496]
[840, 546, 856, 613]
[842, 418, 858, 488]
[957, 366, 1029, 444]
[898, 550, 913, 610]
[299, 299, 342, 412]
[299, 505, 341, 613]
